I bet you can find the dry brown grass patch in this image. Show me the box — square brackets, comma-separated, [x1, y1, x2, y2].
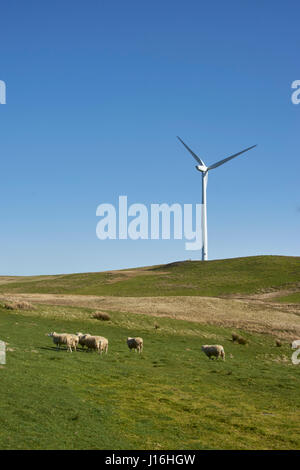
[92, 311, 111, 321]
[2, 301, 34, 311]
[237, 336, 248, 345]
[232, 333, 248, 344]
[2, 293, 300, 340]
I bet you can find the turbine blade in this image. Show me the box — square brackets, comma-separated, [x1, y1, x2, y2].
[207, 145, 257, 170]
[177, 136, 205, 166]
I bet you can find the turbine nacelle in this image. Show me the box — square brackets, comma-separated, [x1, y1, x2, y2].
[195, 165, 207, 173]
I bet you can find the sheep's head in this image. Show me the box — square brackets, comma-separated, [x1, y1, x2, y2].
[47, 332, 55, 337]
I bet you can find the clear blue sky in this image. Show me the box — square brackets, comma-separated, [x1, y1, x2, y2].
[0, 0, 299, 275]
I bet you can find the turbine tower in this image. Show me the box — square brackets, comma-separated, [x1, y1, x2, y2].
[177, 136, 257, 261]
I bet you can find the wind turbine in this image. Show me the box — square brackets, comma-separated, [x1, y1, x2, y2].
[177, 136, 257, 261]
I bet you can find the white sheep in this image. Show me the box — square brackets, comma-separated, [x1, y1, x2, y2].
[75, 333, 108, 355]
[127, 337, 143, 353]
[97, 336, 108, 355]
[81, 335, 101, 353]
[76, 332, 91, 349]
[201, 344, 225, 361]
[90, 335, 108, 355]
[47, 332, 76, 353]
[69, 334, 79, 351]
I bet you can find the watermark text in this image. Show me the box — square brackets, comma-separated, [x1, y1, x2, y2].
[0, 80, 6, 104]
[96, 196, 203, 251]
[291, 340, 300, 365]
[0, 340, 6, 365]
[291, 80, 300, 105]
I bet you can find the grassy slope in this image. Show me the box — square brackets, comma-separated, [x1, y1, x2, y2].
[0, 256, 300, 298]
[276, 293, 300, 304]
[0, 303, 299, 450]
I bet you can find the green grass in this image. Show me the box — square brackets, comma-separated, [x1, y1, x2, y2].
[1, 255, 300, 298]
[0, 303, 299, 449]
[275, 293, 300, 304]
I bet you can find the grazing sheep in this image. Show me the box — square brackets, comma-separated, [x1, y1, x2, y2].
[69, 334, 79, 351]
[291, 339, 300, 349]
[201, 344, 225, 361]
[76, 333, 108, 354]
[76, 333, 91, 349]
[47, 332, 76, 353]
[96, 336, 108, 355]
[127, 337, 143, 353]
[81, 335, 101, 353]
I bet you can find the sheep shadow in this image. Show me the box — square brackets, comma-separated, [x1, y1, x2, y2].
[39, 346, 87, 353]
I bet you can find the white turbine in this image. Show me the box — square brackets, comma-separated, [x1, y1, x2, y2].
[177, 136, 257, 261]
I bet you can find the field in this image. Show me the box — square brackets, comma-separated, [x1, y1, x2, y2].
[0, 255, 299, 449]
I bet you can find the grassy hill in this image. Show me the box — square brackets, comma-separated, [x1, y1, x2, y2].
[0, 303, 299, 449]
[0, 255, 299, 298]
[1, 256, 300, 449]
